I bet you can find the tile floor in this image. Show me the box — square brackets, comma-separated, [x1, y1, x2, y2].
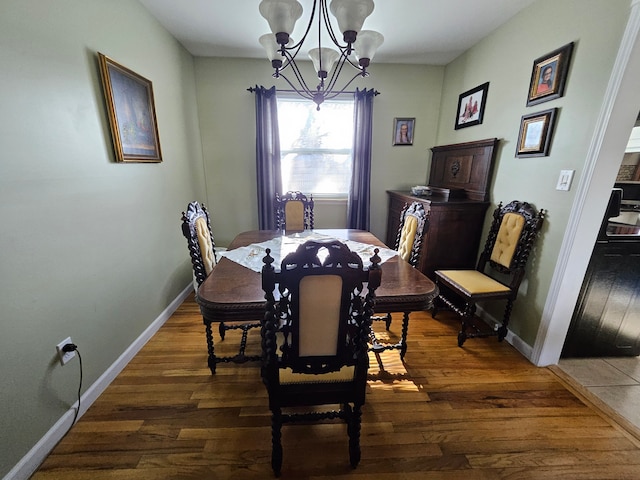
[557, 356, 640, 431]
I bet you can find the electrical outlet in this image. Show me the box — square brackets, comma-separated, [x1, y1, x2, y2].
[56, 337, 76, 366]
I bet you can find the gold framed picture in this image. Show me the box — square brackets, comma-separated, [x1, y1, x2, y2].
[526, 42, 574, 107]
[98, 53, 162, 163]
[516, 108, 558, 157]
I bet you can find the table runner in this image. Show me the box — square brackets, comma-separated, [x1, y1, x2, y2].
[219, 231, 398, 273]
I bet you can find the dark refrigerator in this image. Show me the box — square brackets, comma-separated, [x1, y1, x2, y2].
[562, 185, 640, 357]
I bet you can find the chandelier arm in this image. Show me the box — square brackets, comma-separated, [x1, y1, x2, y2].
[342, 56, 362, 70]
[324, 50, 362, 94]
[324, 56, 347, 93]
[277, 49, 297, 74]
[320, 0, 346, 49]
[285, 0, 318, 53]
[277, 72, 315, 100]
[284, 56, 316, 97]
[323, 70, 369, 100]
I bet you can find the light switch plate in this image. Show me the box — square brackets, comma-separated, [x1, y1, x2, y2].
[556, 169, 575, 191]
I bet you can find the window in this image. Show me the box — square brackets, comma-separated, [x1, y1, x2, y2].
[277, 96, 354, 197]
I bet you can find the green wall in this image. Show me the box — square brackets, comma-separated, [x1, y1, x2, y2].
[435, 0, 631, 345]
[0, 0, 204, 477]
[1, 0, 636, 477]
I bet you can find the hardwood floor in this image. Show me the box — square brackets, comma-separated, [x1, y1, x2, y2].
[33, 294, 640, 479]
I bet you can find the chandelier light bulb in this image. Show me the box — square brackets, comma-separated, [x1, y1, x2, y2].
[329, 0, 375, 43]
[354, 30, 384, 67]
[259, 0, 303, 44]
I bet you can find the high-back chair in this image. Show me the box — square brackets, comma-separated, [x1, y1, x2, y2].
[261, 239, 381, 476]
[181, 201, 219, 289]
[275, 191, 314, 231]
[181, 201, 260, 370]
[395, 201, 429, 268]
[371, 202, 428, 359]
[432, 200, 545, 346]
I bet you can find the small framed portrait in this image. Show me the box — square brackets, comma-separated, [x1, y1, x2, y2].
[455, 82, 489, 130]
[516, 108, 558, 157]
[393, 117, 415, 146]
[98, 52, 162, 163]
[526, 42, 574, 107]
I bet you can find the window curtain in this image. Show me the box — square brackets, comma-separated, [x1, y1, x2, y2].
[347, 88, 376, 230]
[254, 85, 282, 230]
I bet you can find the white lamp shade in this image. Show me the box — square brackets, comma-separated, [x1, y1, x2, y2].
[259, 33, 292, 61]
[329, 0, 374, 34]
[259, 0, 303, 35]
[308, 48, 341, 74]
[354, 30, 384, 61]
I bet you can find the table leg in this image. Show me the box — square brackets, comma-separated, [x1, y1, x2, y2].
[369, 311, 411, 360]
[400, 312, 410, 359]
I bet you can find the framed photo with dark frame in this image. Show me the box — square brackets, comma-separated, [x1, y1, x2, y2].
[526, 42, 574, 107]
[455, 82, 489, 130]
[516, 108, 558, 157]
[98, 52, 162, 163]
[392, 117, 415, 145]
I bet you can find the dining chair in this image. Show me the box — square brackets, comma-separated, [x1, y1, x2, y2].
[431, 200, 545, 346]
[261, 239, 382, 476]
[371, 201, 428, 359]
[181, 201, 260, 369]
[275, 191, 314, 231]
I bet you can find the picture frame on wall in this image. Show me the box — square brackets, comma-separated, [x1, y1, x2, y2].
[455, 82, 489, 130]
[392, 117, 415, 145]
[98, 52, 162, 163]
[526, 42, 574, 107]
[516, 108, 558, 157]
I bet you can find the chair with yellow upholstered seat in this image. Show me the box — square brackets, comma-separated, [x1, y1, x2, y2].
[261, 239, 381, 476]
[370, 202, 428, 358]
[431, 200, 545, 346]
[275, 191, 314, 231]
[181, 201, 260, 371]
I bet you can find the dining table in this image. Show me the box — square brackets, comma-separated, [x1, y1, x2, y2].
[196, 229, 439, 374]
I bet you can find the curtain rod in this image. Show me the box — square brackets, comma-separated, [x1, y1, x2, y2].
[247, 86, 380, 96]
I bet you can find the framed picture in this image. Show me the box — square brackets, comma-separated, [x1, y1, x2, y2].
[455, 82, 489, 130]
[393, 117, 415, 145]
[98, 52, 162, 163]
[526, 42, 574, 107]
[516, 108, 558, 157]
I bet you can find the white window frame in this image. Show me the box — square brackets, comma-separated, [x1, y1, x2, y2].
[277, 94, 354, 200]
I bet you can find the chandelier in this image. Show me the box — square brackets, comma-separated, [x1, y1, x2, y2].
[259, 0, 383, 109]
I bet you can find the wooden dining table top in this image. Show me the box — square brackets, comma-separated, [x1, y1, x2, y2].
[196, 229, 438, 323]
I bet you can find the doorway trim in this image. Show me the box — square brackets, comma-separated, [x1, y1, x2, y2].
[533, 0, 640, 366]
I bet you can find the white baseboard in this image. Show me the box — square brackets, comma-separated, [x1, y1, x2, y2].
[3, 284, 193, 480]
[475, 307, 534, 361]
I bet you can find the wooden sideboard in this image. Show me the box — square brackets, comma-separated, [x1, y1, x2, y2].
[386, 190, 490, 280]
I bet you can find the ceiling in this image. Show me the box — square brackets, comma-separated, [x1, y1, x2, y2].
[138, 0, 537, 65]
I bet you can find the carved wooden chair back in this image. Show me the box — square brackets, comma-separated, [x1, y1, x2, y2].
[371, 201, 429, 338]
[181, 201, 218, 289]
[478, 200, 545, 289]
[261, 239, 381, 476]
[275, 191, 314, 231]
[181, 201, 261, 369]
[394, 201, 429, 267]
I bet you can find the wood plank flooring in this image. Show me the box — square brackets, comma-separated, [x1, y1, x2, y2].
[33, 294, 640, 479]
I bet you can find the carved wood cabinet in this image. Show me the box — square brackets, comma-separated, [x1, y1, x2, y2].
[386, 191, 489, 279]
[385, 138, 499, 280]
